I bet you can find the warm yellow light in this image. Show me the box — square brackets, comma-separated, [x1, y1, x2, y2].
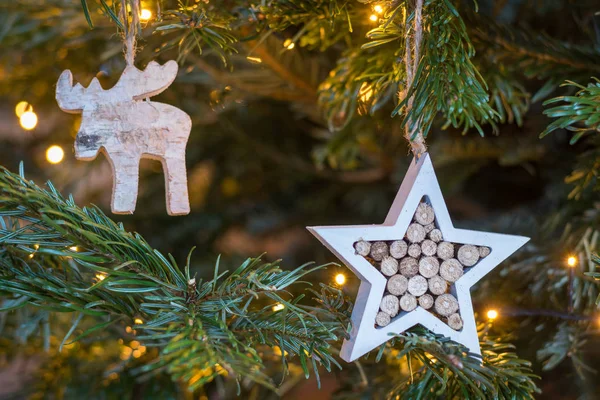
[272, 303, 285, 312]
[246, 56, 263, 64]
[15, 101, 30, 117]
[46, 145, 65, 164]
[20, 110, 38, 130]
[335, 273, 346, 285]
[283, 39, 295, 50]
[34, 244, 39, 250]
[70, 246, 78, 252]
[567, 255, 578, 267]
[359, 82, 374, 102]
[134, 318, 143, 325]
[487, 309, 498, 320]
[369, 14, 378, 22]
[28, 253, 34, 259]
[140, 9, 152, 21]
[95, 273, 106, 281]
[374, 5, 384, 14]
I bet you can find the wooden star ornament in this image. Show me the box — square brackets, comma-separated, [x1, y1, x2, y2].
[307, 153, 529, 362]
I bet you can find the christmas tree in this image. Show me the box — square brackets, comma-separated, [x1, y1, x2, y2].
[1, 0, 599, 398]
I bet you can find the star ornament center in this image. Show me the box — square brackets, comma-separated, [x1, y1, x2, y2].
[307, 153, 529, 362]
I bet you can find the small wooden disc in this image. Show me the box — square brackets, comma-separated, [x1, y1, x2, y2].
[354, 240, 371, 256]
[457, 244, 479, 266]
[479, 246, 491, 258]
[418, 294, 434, 309]
[408, 243, 422, 258]
[399, 294, 417, 312]
[423, 223, 435, 233]
[406, 223, 426, 243]
[375, 311, 391, 327]
[370, 241, 389, 261]
[428, 275, 448, 295]
[421, 239, 437, 257]
[429, 229, 443, 243]
[414, 203, 435, 225]
[408, 275, 428, 296]
[419, 256, 440, 278]
[387, 274, 408, 296]
[399, 257, 419, 277]
[447, 313, 463, 330]
[434, 293, 459, 316]
[390, 240, 408, 259]
[440, 259, 463, 282]
[436, 241, 454, 260]
[380, 294, 400, 317]
[380, 256, 399, 276]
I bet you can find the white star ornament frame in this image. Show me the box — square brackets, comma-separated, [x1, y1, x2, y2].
[307, 153, 529, 362]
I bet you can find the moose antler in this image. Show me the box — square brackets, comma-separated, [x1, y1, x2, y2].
[56, 70, 86, 113]
[113, 60, 179, 100]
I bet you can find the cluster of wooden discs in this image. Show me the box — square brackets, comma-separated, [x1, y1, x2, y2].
[353, 201, 490, 331]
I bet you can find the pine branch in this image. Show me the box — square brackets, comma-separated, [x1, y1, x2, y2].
[467, 12, 600, 81]
[259, 0, 355, 51]
[397, 0, 498, 137]
[0, 166, 341, 390]
[384, 327, 539, 399]
[541, 79, 600, 143]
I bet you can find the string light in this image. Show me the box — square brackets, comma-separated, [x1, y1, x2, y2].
[20, 110, 38, 130]
[359, 82, 374, 102]
[46, 145, 65, 164]
[283, 39, 295, 50]
[334, 273, 346, 285]
[374, 5, 384, 14]
[134, 318, 143, 325]
[567, 255, 578, 267]
[95, 273, 107, 281]
[272, 303, 285, 312]
[15, 101, 30, 117]
[246, 56, 263, 64]
[369, 14, 378, 22]
[486, 309, 498, 321]
[69, 246, 78, 252]
[140, 9, 152, 21]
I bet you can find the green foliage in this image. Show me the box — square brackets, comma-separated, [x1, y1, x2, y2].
[318, 46, 400, 130]
[387, 328, 539, 399]
[154, 8, 238, 66]
[541, 79, 600, 144]
[468, 12, 600, 84]
[397, 0, 497, 137]
[319, 0, 497, 137]
[484, 65, 530, 126]
[537, 322, 591, 378]
[260, 0, 355, 51]
[0, 166, 341, 391]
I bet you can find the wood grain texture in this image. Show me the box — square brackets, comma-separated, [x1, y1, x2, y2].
[307, 153, 530, 362]
[56, 60, 191, 215]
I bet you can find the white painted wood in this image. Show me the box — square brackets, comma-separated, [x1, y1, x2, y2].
[307, 153, 529, 362]
[56, 60, 192, 215]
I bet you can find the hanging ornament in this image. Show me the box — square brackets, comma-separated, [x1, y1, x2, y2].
[55, 0, 191, 215]
[308, 154, 529, 361]
[308, 0, 527, 362]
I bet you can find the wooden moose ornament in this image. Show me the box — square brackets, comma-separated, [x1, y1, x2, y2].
[56, 60, 191, 215]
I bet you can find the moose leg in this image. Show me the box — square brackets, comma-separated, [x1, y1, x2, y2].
[109, 155, 140, 214]
[162, 149, 190, 216]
